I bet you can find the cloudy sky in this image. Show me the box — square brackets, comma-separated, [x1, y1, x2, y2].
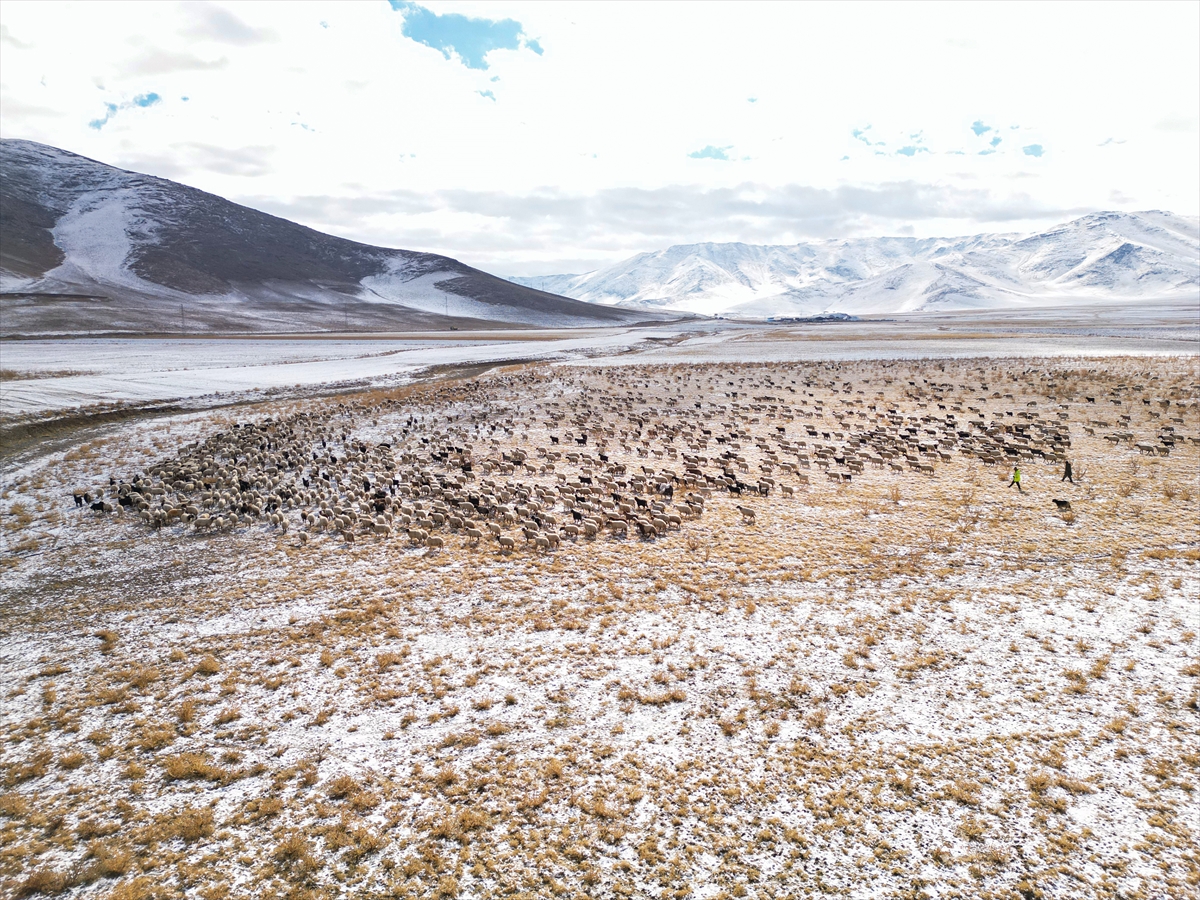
[2, 1, 1197, 275]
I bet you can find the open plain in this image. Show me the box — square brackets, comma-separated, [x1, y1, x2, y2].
[1, 317, 1198, 900]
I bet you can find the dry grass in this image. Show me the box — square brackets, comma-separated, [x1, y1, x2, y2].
[1, 354, 1197, 898]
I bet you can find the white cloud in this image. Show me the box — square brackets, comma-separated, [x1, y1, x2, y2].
[181, 1, 276, 46]
[0, 23, 33, 48]
[123, 143, 276, 179]
[0, 0, 1196, 273]
[122, 49, 229, 77]
[238, 181, 1085, 276]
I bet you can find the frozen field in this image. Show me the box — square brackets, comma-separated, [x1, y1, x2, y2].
[1, 301, 1195, 423]
[0, 324, 1198, 899]
[0, 328, 682, 420]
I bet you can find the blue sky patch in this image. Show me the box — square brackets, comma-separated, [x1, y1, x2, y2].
[989, 135, 1001, 147]
[88, 102, 119, 130]
[851, 126, 886, 148]
[689, 145, 732, 161]
[971, 120, 991, 136]
[1022, 144, 1044, 157]
[88, 92, 161, 129]
[477, 89, 496, 101]
[896, 145, 929, 157]
[389, 1, 541, 70]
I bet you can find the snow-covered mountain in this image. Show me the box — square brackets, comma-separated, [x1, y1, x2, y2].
[512, 213, 1200, 317]
[0, 140, 647, 334]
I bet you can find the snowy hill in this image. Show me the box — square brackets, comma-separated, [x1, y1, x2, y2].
[0, 140, 646, 334]
[512, 212, 1200, 317]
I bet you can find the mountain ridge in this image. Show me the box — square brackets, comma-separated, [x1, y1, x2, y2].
[0, 139, 648, 334]
[510, 213, 1200, 317]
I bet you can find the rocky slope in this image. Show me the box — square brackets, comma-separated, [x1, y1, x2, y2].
[512, 212, 1200, 317]
[0, 140, 644, 334]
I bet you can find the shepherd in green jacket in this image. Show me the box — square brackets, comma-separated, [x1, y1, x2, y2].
[1008, 466, 1023, 492]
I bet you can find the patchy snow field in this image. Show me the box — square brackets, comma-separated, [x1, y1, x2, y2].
[0, 327, 689, 420]
[2, 301, 1195, 422]
[1, 334, 1198, 899]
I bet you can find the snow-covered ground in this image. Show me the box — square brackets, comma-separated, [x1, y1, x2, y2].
[1, 330, 1197, 899]
[0, 327, 683, 419]
[2, 302, 1195, 421]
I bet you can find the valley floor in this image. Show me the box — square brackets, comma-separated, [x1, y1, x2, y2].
[0, 332, 1197, 899]
[2, 299, 1195, 423]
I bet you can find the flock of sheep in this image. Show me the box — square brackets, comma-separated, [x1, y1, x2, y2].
[75, 361, 1193, 553]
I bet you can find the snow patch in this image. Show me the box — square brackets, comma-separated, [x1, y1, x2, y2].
[512, 212, 1200, 317]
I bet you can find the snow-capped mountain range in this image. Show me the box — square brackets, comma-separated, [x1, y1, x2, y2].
[511, 212, 1200, 317]
[0, 140, 646, 334]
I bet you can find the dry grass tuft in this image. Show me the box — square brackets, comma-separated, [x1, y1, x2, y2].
[4, 353, 1198, 898]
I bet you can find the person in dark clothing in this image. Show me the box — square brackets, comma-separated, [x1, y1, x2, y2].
[1008, 466, 1023, 492]
[1061, 460, 1074, 483]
